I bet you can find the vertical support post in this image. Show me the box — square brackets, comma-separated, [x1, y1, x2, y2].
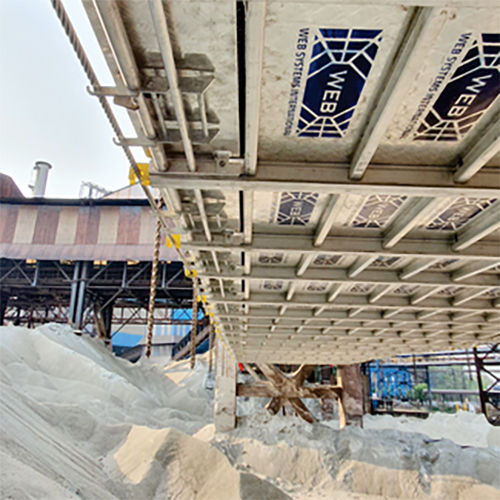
[190, 280, 198, 369]
[68, 261, 81, 325]
[145, 214, 162, 358]
[214, 336, 236, 432]
[361, 370, 371, 414]
[74, 261, 89, 330]
[338, 364, 364, 429]
[426, 365, 432, 410]
[412, 354, 418, 383]
[208, 324, 214, 374]
[93, 301, 107, 341]
[473, 347, 487, 416]
[14, 307, 21, 326]
[102, 301, 114, 351]
[31, 261, 40, 287]
[320, 365, 334, 420]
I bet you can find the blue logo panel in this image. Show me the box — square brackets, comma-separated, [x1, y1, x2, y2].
[415, 33, 499, 141]
[296, 28, 382, 138]
[276, 192, 319, 226]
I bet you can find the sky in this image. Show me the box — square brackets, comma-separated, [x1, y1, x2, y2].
[0, 0, 146, 198]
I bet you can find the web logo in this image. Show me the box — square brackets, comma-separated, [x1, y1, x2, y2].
[414, 33, 500, 141]
[296, 28, 382, 138]
[276, 192, 319, 226]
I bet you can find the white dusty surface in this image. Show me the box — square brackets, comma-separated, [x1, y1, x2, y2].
[1, 324, 499, 500]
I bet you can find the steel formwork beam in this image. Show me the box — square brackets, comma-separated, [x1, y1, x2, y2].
[204, 266, 497, 289]
[183, 234, 500, 260]
[349, 7, 434, 180]
[454, 118, 500, 183]
[217, 308, 497, 324]
[207, 292, 494, 313]
[149, 163, 500, 197]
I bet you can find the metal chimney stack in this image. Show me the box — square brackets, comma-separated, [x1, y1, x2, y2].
[29, 161, 52, 197]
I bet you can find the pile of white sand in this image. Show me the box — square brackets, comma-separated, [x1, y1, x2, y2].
[1, 324, 499, 499]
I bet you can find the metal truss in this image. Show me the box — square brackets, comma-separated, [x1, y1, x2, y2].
[0, 259, 192, 338]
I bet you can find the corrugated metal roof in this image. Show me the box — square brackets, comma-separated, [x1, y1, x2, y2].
[0, 202, 179, 261]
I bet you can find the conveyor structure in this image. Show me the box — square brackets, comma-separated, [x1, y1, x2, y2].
[54, 0, 500, 426]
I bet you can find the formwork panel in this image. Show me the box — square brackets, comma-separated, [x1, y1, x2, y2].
[257, 3, 409, 162]
[76, 0, 500, 367]
[376, 8, 500, 166]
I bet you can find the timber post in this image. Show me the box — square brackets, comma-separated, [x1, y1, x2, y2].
[214, 336, 236, 432]
[338, 364, 364, 429]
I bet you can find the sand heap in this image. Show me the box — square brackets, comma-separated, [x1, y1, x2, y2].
[1, 323, 499, 499]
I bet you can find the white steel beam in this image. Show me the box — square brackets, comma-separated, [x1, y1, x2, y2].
[286, 283, 297, 301]
[350, 7, 435, 179]
[348, 256, 378, 277]
[296, 254, 315, 276]
[451, 310, 484, 321]
[243, 192, 254, 244]
[223, 328, 494, 342]
[208, 292, 492, 314]
[348, 307, 365, 318]
[204, 266, 497, 288]
[222, 324, 497, 338]
[369, 284, 397, 304]
[400, 258, 441, 279]
[327, 284, 344, 303]
[454, 118, 500, 183]
[453, 201, 500, 251]
[149, 162, 500, 198]
[452, 288, 491, 306]
[184, 234, 500, 260]
[452, 261, 499, 281]
[194, 190, 212, 242]
[410, 286, 444, 305]
[283, 1, 497, 8]
[91, 1, 140, 88]
[245, 0, 266, 175]
[149, 0, 195, 172]
[416, 310, 442, 320]
[383, 308, 405, 319]
[383, 197, 450, 248]
[86, 0, 168, 170]
[149, 0, 212, 242]
[221, 317, 494, 332]
[314, 195, 340, 246]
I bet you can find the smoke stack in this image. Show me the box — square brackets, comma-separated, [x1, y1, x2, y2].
[29, 161, 52, 197]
